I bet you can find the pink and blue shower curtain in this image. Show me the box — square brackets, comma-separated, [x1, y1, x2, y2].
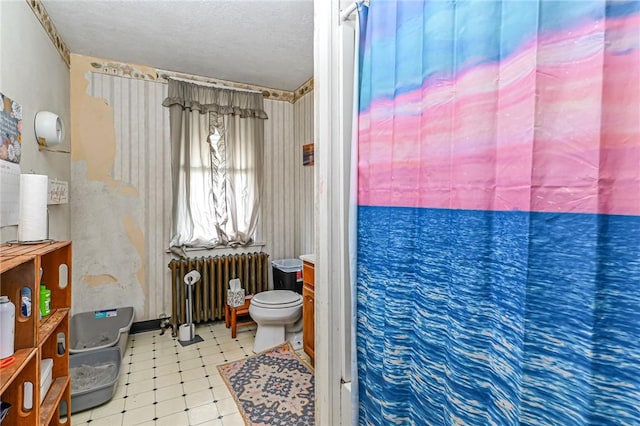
[355, 0, 640, 424]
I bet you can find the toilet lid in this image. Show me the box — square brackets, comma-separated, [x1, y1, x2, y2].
[252, 290, 302, 307]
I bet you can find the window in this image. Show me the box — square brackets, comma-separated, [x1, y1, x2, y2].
[165, 79, 266, 248]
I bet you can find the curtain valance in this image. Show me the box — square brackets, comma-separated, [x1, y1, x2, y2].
[162, 79, 268, 119]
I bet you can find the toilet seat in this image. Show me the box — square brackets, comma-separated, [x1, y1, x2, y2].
[251, 290, 302, 309]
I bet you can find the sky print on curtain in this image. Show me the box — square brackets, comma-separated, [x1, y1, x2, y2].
[356, 1, 640, 425]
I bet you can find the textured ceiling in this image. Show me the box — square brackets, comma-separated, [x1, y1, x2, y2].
[41, 0, 314, 92]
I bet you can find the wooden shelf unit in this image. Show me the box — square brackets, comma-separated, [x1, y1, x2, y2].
[302, 260, 315, 364]
[0, 241, 72, 426]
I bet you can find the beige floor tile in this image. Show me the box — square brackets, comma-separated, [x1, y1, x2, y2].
[131, 336, 155, 345]
[218, 341, 243, 352]
[184, 388, 215, 409]
[182, 377, 211, 393]
[188, 402, 221, 425]
[211, 383, 232, 401]
[154, 411, 189, 426]
[181, 365, 208, 382]
[129, 350, 154, 362]
[87, 412, 123, 426]
[155, 383, 184, 402]
[89, 396, 125, 419]
[82, 324, 314, 426]
[155, 395, 186, 418]
[195, 337, 219, 348]
[297, 351, 313, 365]
[153, 337, 178, 348]
[235, 339, 255, 349]
[70, 409, 92, 423]
[132, 331, 155, 341]
[154, 361, 180, 374]
[127, 368, 155, 383]
[119, 359, 132, 374]
[121, 404, 155, 425]
[176, 348, 201, 362]
[208, 374, 227, 389]
[113, 384, 127, 399]
[202, 352, 226, 366]
[200, 346, 224, 358]
[214, 336, 236, 346]
[118, 371, 129, 387]
[153, 353, 179, 366]
[204, 365, 224, 379]
[176, 341, 201, 352]
[179, 357, 205, 371]
[154, 372, 182, 389]
[195, 419, 224, 426]
[222, 349, 246, 361]
[125, 377, 155, 394]
[221, 412, 246, 426]
[124, 389, 155, 410]
[216, 397, 240, 416]
[128, 358, 154, 372]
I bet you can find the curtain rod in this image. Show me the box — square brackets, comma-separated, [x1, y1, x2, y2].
[340, 0, 367, 22]
[168, 76, 262, 94]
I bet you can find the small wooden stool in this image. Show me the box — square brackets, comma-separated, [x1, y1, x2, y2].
[225, 297, 255, 338]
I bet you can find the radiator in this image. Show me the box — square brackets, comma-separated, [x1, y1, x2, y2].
[168, 252, 270, 327]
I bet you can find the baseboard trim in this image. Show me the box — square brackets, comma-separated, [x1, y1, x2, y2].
[130, 318, 162, 334]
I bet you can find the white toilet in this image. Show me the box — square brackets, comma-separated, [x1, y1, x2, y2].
[249, 290, 303, 353]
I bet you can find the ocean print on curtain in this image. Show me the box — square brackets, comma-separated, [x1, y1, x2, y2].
[356, 1, 640, 425]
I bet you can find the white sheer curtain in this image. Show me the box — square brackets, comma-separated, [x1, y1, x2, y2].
[163, 79, 267, 250]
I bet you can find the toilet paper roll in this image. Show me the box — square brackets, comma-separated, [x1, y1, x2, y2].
[179, 324, 195, 342]
[18, 174, 49, 242]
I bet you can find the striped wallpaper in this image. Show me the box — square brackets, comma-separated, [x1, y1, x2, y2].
[73, 73, 313, 320]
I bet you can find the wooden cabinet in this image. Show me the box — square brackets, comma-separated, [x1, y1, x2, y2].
[0, 241, 72, 426]
[302, 260, 315, 363]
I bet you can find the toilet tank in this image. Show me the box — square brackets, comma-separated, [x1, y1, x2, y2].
[272, 259, 303, 294]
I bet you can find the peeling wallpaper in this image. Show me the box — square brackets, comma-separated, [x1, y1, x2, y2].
[70, 54, 314, 321]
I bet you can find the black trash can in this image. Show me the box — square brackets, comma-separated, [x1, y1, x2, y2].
[272, 259, 303, 294]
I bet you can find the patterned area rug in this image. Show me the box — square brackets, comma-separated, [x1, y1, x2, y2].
[217, 342, 315, 425]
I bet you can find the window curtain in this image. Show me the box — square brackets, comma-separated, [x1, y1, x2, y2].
[163, 79, 267, 249]
[356, 1, 639, 425]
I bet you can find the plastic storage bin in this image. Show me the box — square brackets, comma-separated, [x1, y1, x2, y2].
[70, 307, 134, 357]
[272, 259, 303, 294]
[64, 346, 122, 414]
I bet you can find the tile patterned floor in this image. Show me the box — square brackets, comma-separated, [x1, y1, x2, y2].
[71, 321, 311, 426]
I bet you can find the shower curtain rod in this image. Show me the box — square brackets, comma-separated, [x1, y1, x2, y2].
[340, 0, 367, 22]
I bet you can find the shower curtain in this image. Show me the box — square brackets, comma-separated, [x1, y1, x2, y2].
[355, 1, 640, 425]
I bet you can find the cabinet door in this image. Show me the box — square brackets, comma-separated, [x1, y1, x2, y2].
[303, 283, 315, 362]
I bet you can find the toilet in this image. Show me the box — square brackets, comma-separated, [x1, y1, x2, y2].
[249, 290, 303, 353]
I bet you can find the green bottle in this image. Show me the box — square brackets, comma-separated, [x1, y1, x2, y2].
[40, 284, 51, 317]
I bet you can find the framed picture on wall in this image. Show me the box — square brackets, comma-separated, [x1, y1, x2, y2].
[303, 143, 314, 166]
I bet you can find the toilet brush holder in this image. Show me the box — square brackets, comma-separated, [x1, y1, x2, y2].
[178, 270, 204, 346]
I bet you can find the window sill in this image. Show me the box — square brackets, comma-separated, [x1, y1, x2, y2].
[166, 242, 266, 258]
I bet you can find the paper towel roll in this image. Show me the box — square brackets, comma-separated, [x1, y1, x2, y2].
[18, 174, 49, 242]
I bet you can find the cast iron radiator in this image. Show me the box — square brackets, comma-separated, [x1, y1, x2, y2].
[168, 252, 270, 327]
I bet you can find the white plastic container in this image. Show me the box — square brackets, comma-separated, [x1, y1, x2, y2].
[23, 358, 53, 410]
[0, 295, 15, 359]
[41, 358, 54, 402]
